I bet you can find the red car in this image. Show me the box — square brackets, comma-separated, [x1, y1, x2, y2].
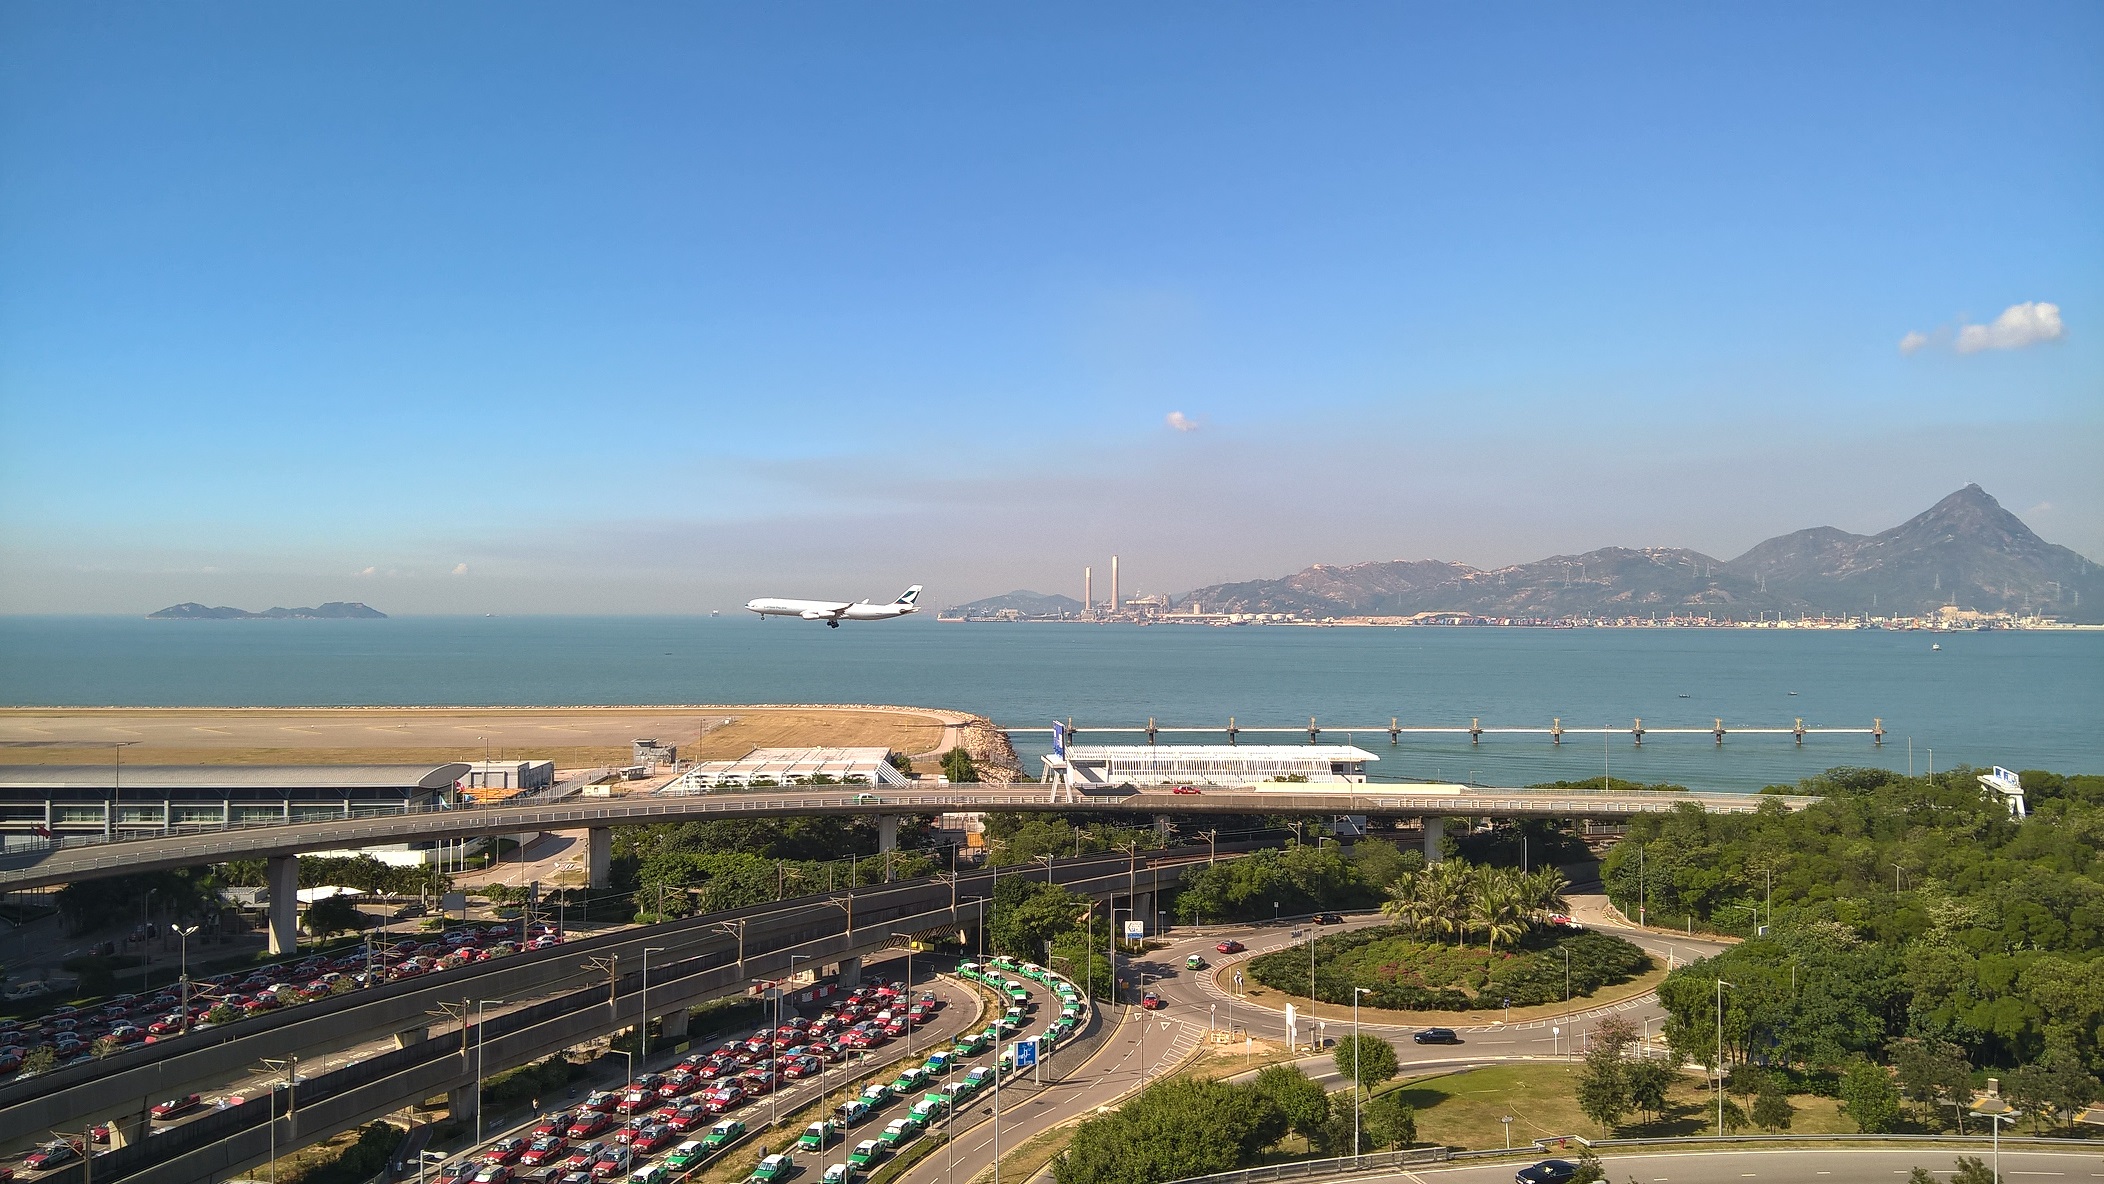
[566, 1111, 613, 1140]
[1215, 939, 1245, 954]
[667, 1103, 710, 1132]
[629, 1125, 674, 1154]
[562, 1143, 607, 1173]
[1140, 991, 1164, 1010]
[519, 1136, 568, 1167]
[23, 1141, 80, 1171]
[533, 1112, 576, 1139]
[151, 1094, 204, 1120]
[483, 1138, 526, 1166]
[1171, 786, 1201, 795]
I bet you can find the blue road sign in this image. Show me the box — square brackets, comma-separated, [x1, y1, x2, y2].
[1015, 1039, 1038, 1068]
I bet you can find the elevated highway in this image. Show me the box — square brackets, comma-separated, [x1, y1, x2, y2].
[12, 847, 1216, 1184]
[0, 784, 1807, 893]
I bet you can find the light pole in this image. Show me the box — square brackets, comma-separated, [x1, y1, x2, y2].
[473, 1000, 509, 1144]
[712, 920, 747, 977]
[174, 924, 199, 1034]
[259, 1056, 297, 1184]
[640, 946, 666, 1065]
[1351, 987, 1372, 1160]
[1714, 979, 1734, 1134]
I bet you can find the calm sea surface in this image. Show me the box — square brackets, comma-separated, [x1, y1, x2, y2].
[2, 616, 2099, 792]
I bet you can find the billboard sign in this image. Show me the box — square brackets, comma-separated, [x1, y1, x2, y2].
[1051, 721, 1067, 757]
[1123, 920, 1145, 942]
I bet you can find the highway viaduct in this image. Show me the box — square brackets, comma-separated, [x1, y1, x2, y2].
[11, 846, 1221, 1184]
[0, 783, 1809, 954]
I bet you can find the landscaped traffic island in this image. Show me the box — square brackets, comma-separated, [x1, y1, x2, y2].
[1248, 925, 1650, 1010]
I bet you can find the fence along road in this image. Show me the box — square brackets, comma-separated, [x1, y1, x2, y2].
[0, 785, 1810, 891]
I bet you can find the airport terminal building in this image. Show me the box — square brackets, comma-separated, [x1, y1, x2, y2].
[1041, 744, 1377, 790]
[0, 763, 472, 842]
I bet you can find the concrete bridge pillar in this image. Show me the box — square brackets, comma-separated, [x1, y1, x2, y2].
[266, 854, 300, 955]
[394, 1026, 429, 1050]
[1136, 893, 1155, 934]
[1420, 817, 1445, 864]
[837, 956, 862, 988]
[877, 815, 898, 852]
[586, 827, 612, 889]
[449, 1083, 478, 1127]
[659, 1007, 690, 1043]
[104, 1103, 151, 1148]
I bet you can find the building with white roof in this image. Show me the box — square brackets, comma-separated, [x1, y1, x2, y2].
[659, 747, 912, 792]
[1041, 744, 1377, 790]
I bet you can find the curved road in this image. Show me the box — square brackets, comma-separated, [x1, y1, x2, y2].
[1362, 1148, 2101, 1182]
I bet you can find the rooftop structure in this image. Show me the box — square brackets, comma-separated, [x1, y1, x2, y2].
[0, 763, 471, 839]
[1042, 744, 1378, 789]
[660, 747, 912, 792]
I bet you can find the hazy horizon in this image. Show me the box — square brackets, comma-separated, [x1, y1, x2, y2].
[3, 6, 2098, 616]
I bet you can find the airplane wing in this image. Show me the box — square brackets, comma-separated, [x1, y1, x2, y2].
[800, 605, 851, 620]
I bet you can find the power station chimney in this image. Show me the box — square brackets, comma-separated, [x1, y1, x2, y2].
[1111, 555, 1120, 615]
[1084, 566, 1092, 618]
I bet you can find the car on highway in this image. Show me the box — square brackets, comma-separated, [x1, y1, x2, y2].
[23, 1141, 80, 1171]
[471, 1164, 512, 1184]
[1184, 954, 1207, 970]
[846, 1140, 882, 1169]
[1413, 1027, 1461, 1045]
[1215, 939, 1245, 954]
[151, 1093, 204, 1120]
[858, 1083, 893, 1108]
[483, 1138, 528, 1166]
[700, 1120, 746, 1151]
[890, 1067, 929, 1093]
[1514, 1160, 1579, 1184]
[822, 1165, 852, 1184]
[662, 1141, 708, 1172]
[748, 1153, 792, 1183]
[666, 1103, 711, 1132]
[567, 1111, 614, 1140]
[534, 1112, 576, 1139]
[561, 1144, 607, 1174]
[834, 1098, 870, 1126]
[796, 1121, 836, 1151]
[1546, 915, 1585, 931]
[629, 1125, 675, 1154]
[1314, 913, 1344, 925]
[1140, 991, 1164, 1010]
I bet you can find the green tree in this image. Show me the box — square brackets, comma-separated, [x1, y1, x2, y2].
[1247, 1066, 1330, 1148]
[1052, 1077, 1284, 1184]
[1950, 1156, 1997, 1184]
[1335, 1034, 1398, 1089]
[1363, 1090, 1417, 1150]
[1624, 1059, 1673, 1122]
[1717, 1097, 1749, 1134]
[1576, 1045, 1632, 1131]
[20, 1047, 56, 1076]
[1839, 1060, 1903, 1133]
[303, 895, 366, 938]
[2006, 1053, 2098, 1134]
[1752, 1080, 1794, 1131]
[943, 748, 979, 783]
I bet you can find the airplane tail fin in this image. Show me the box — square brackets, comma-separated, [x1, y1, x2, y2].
[896, 585, 923, 605]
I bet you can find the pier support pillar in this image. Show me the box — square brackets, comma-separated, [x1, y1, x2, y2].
[449, 1084, 478, 1127]
[1421, 817, 1445, 864]
[394, 1026, 428, 1050]
[266, 854, 300, 956]
[1137, 892, 1155, 933]
[837, 956, 862, 988]
[659, 1007, 690, 1043]
[105, 1104, 151, 1149]
[586, 827, 612, 889]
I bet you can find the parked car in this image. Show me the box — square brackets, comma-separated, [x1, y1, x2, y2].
[847, 1140, 883, 1169]
[748, 1153, 792, 1183]
[588, 1147, 632, 1180]
[796, 1121, 836, 1152]
[662, 1142, 708, 1172]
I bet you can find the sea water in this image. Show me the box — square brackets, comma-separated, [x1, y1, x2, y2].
[2, 616, 2098, 792]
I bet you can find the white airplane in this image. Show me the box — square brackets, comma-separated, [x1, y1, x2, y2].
[745, 585, 923, 627]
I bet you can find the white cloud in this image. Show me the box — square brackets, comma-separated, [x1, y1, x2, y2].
[451, 563, 469, 575]
[1898, 330, 1931, 355]
[357, 566, 376, 576]
[1165, 411, 1200, 432]
[1954, 302, 2064, 353]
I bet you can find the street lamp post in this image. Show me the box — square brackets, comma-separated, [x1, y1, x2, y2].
[1351, 987, 1372, 1160]
[713, 920, 747, 977]
[174, 924, 199, 1034]
[1715, 979, 1735, 1134]
[640, 946, 666, 1065]
[473, 1000, 509, 1144]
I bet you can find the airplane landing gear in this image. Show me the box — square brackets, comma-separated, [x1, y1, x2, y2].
[827, 620, 840, 628]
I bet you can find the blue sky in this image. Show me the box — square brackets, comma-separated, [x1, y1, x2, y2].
[2, 3, 2099, 613]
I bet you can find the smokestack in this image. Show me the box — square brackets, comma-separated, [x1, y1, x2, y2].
[1084, 566, 1092, 617]
[1111, 555, 1120, 615]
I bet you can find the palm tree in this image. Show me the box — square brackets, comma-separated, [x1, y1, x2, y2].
[1521, 867, 1569, 923]
[1468, 865, 1528, 953]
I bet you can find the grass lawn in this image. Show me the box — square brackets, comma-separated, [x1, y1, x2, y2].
[1381, 1063, 1860, 1151]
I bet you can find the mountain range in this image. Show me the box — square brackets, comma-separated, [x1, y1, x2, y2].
[147, 602, 388, 620]
[1175, 486, 2102, 622]
[943, 589, 1085, 619]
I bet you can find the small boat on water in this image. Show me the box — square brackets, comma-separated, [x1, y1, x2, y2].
[1932, 642, 1942, 651]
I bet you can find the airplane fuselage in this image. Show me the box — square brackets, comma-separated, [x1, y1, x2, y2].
[745, 586, 922, 627]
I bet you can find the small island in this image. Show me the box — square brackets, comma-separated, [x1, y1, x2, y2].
[147, 601, 387, 620]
